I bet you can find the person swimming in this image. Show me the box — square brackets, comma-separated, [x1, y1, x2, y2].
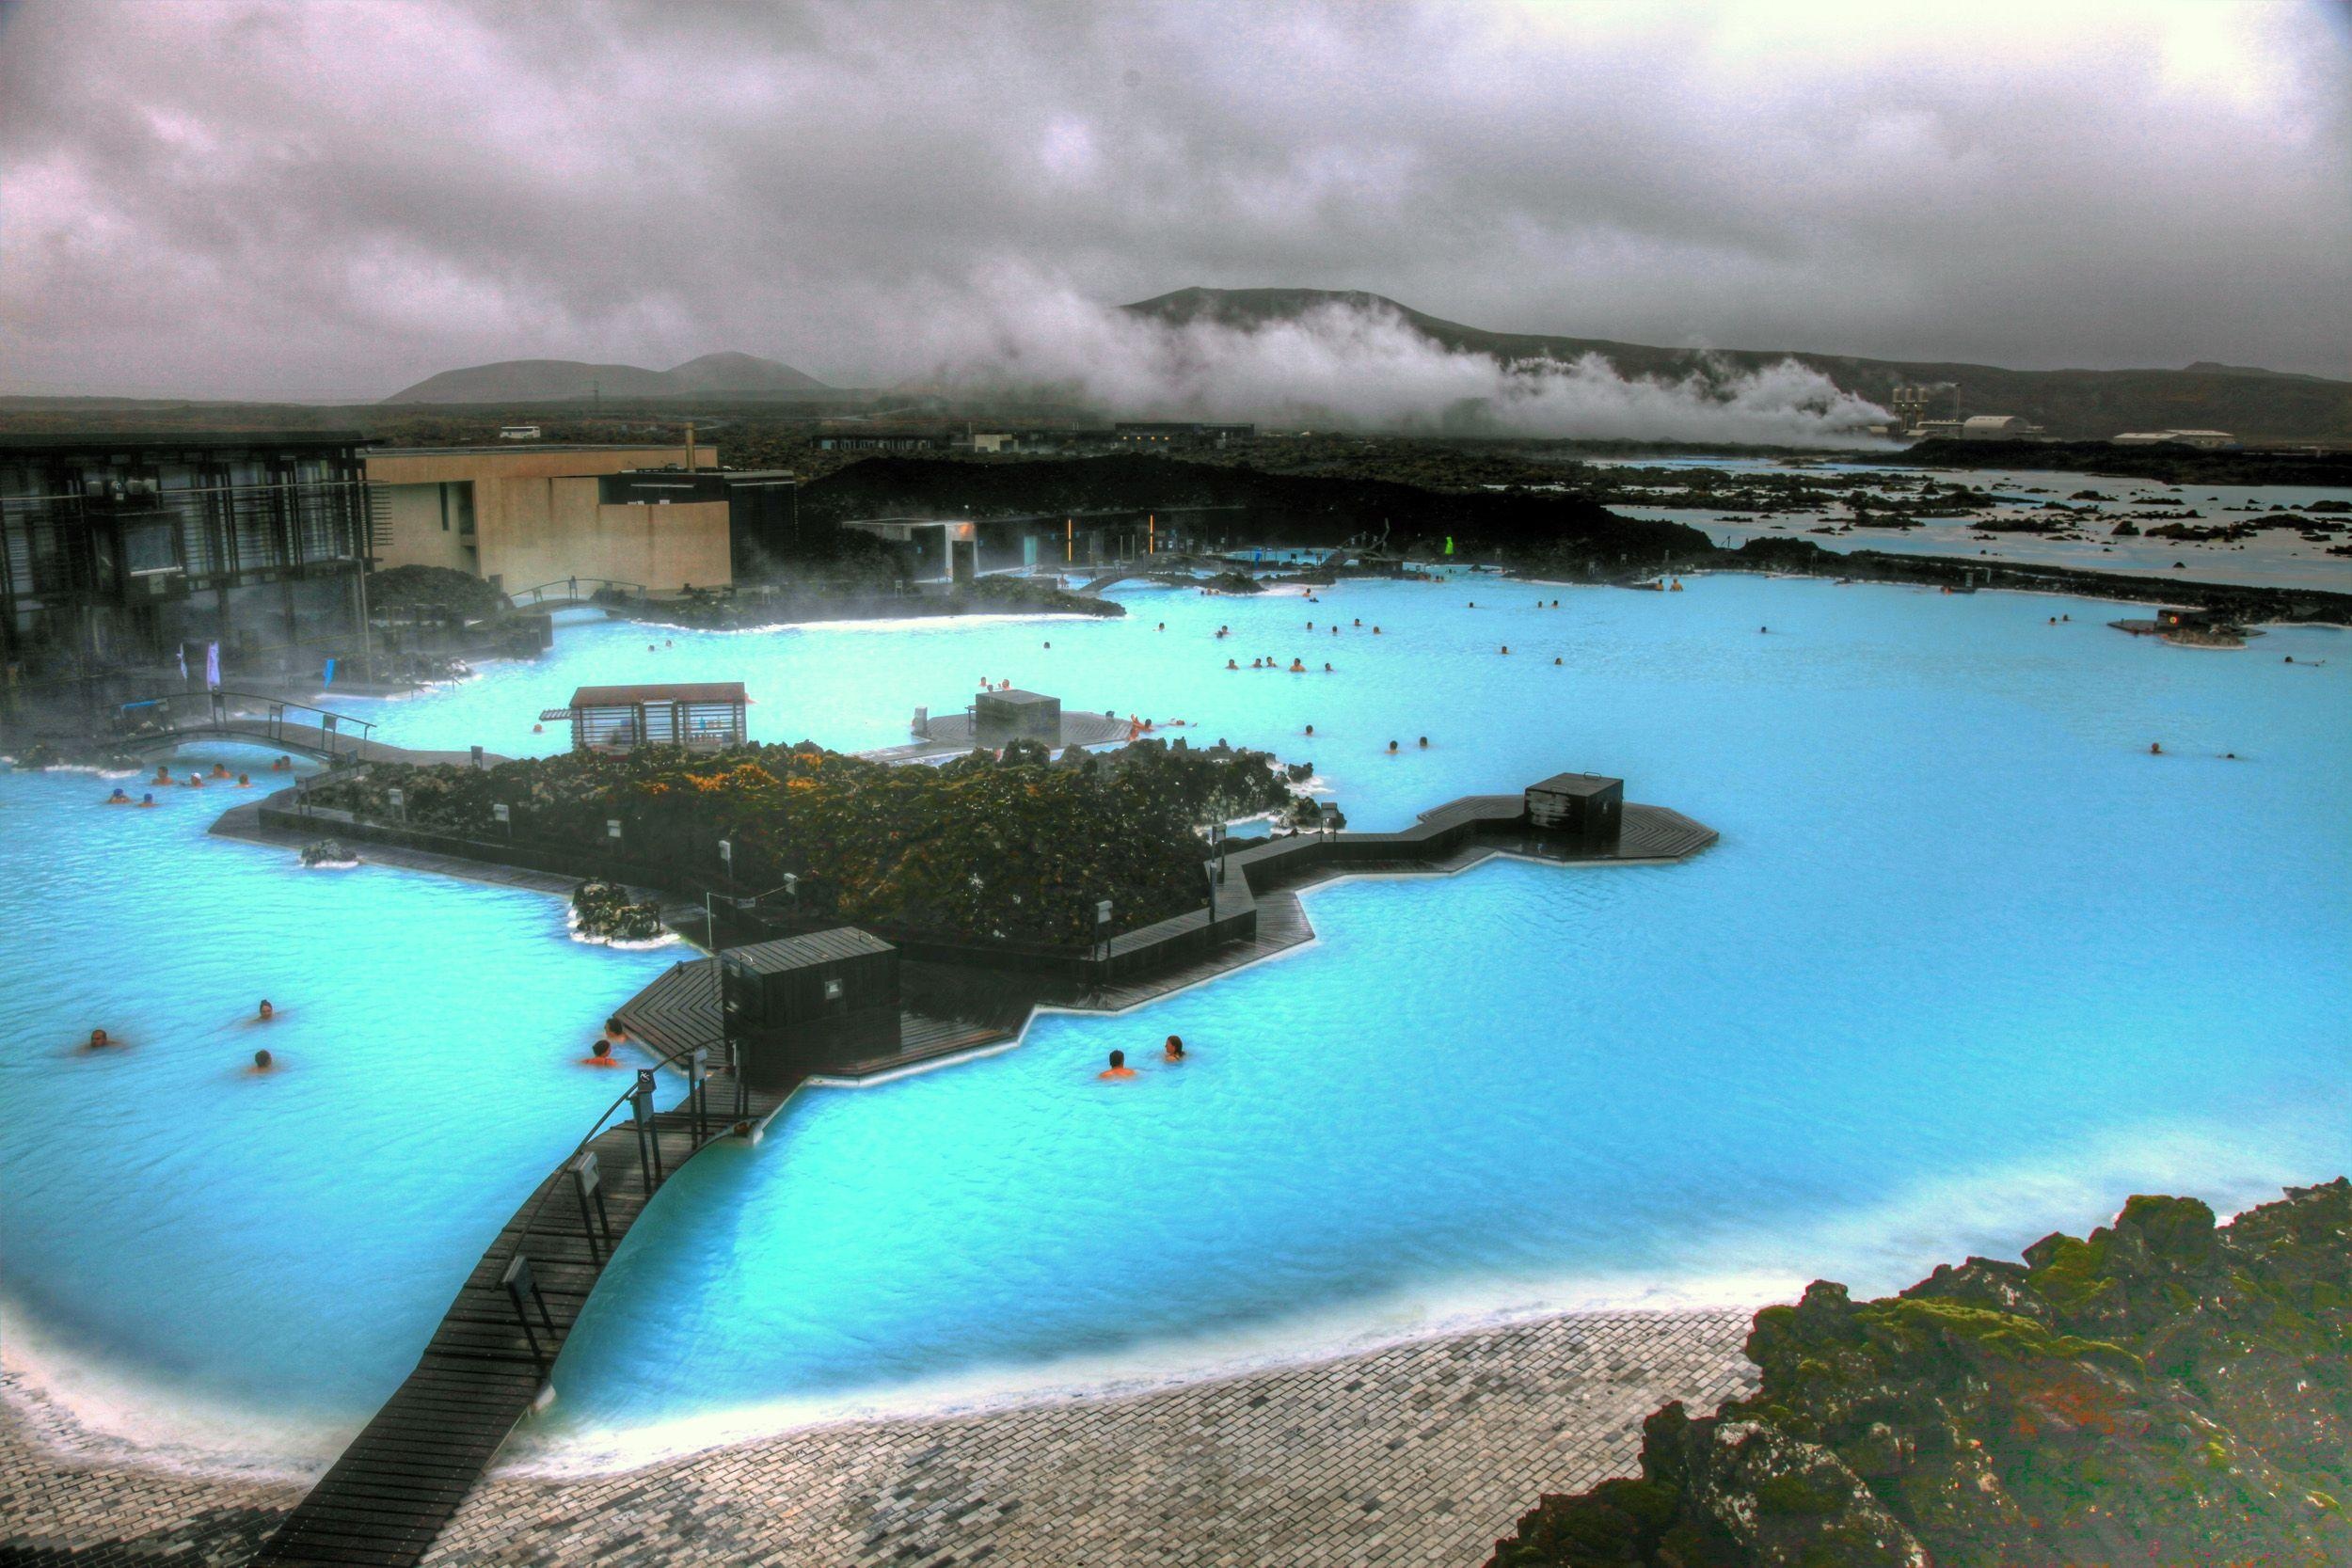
[1500, 644, 1509, 655]
[257, 999, 276, 1022]
[1098, 1049, 1136, 1080]
[152, 766, 172, 784]
[211, 764, 230, 779]
[1553, 657, 1563, 665]
[87, 1028, 111, 1049]
[185, 772, 203, 787]
[138, 792, 157, 807]
[1388, 739, 1399, 752]
[273, 755, 292, 771]
[252, 1049, 273, 1072]
[606, 1015, 629, 1042]
[236, 772, 251, 787]
[1418, 736, 1429, 749]
[1227, 658, 1239, 670]
[106, 787, 131, 804]
[1163, 1035, 1185, 1062]
[584, 1037, 621, 1066]
[2150, 741, 2164, 754]
[1323, 661, 1332, 672]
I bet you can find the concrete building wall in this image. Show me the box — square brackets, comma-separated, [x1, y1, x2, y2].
[365, 445, 727, 594]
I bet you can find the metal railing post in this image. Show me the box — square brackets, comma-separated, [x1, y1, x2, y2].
[501, 1253, 557, 1366]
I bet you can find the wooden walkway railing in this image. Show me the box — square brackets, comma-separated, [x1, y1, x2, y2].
[249, 1037, 786, 1567]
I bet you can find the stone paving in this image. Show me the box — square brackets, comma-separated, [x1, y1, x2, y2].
[0, 1371, 302, 1566]
[423, 1308, 1755, 1568]
[2, 1309, 1755, 1567]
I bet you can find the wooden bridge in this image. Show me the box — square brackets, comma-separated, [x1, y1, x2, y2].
[108, 689, 502, 768]
[504, 578, 644, 610]
[250, 1024, 787, 1567]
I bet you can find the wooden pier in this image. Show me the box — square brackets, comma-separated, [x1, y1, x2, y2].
[241, 783, 1716, 1567]
[250, 1048, 789, 1566]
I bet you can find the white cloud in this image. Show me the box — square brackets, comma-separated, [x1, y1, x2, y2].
[0, 0, 2344, 400]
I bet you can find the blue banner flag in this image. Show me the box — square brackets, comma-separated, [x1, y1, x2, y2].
[322, 657, 337, 687]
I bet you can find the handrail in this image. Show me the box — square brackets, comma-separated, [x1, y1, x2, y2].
[113, 688, 378, 755]
[503, 1008, 724, 1266]
[506, 577, 645, 607]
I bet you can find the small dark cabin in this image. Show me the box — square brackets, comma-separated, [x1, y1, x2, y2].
[720, 929, 900, 1089]
[1526, 771, 1624, 843]
[973, 688, 1061, 745]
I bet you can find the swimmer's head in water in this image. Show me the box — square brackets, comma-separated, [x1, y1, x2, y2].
[1108, 1049, 1126, 1069]
[257, 1000, 274, 1020]
[88, 1028, 109, 1047]
[591, 1038, 612, 1059]
[253, 1049, 272, 1070]
[1164, 1035, 1184, 1059]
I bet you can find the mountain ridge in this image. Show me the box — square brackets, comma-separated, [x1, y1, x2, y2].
[386, 351, 828, 404]
[1120, 287, 2352, 443]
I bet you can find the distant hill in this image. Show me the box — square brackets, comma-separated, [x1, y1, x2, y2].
[1121, 288, 2352, 445]
[386, 352, 828, 404]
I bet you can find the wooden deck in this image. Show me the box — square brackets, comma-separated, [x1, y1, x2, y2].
[250, 1039, 790, 1566]
[857, 706, 1138, 764]
[242, 786, 1718, 1566]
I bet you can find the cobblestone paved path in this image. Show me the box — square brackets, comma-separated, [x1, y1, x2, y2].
[426, 1309, 1754, 1568]
[4, 1309, 1754, 1567]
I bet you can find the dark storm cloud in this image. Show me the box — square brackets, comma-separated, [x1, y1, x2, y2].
[1, 0, 2345, 407]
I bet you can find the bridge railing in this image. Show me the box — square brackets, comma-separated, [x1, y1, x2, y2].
[507, 578, 645, 608]
[112, 689, 378, 761]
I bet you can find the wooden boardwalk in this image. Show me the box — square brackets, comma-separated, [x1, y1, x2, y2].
[247, 957, 1015, 1568]
[250, 1043, 791, 1566]
[241, 788, 1717, 1567]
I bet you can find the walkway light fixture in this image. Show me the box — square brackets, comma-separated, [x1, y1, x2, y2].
[386, 785, 404, 823]
[606, 817, 623, 844]
[569, 1151, 612, 1263]
[501, 1252, 558, 1365]
[630, 1068, 662, 1191]
[688, 1046, 712, 1146]
[493, 801, 511, 839]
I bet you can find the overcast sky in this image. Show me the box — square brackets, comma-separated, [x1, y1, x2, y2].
[2, 0, 2346, 403]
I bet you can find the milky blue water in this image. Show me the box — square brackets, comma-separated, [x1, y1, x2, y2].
[4, 559, 2346, 1477]
[0, 749, 682, 1469]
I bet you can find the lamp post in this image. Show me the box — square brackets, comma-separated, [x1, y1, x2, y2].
[386, 785, 405, 825]
[493, 801, 511, 840]
[1209, 821, 1226, 886]
[1094, 897, 1113, 972]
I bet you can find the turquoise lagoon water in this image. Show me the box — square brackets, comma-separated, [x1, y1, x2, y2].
[4, 567, 2348, 1476]
[0, 750, 682, 1470]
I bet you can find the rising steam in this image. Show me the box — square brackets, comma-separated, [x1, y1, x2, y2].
[920, 286, 1895, 446]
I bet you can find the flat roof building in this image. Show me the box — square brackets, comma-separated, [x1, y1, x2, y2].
[365, 442, 734, 595]
[0, 430, 372, 692]
[2112, 429, 2237, 450]
[1113, 421, 1256, 447]
[538, 680, 751, 752]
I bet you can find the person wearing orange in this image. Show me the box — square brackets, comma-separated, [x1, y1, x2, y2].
[1098, 1049, 1136, 1080]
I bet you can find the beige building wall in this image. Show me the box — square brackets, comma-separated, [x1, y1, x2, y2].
[366, 444, 727, 594]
